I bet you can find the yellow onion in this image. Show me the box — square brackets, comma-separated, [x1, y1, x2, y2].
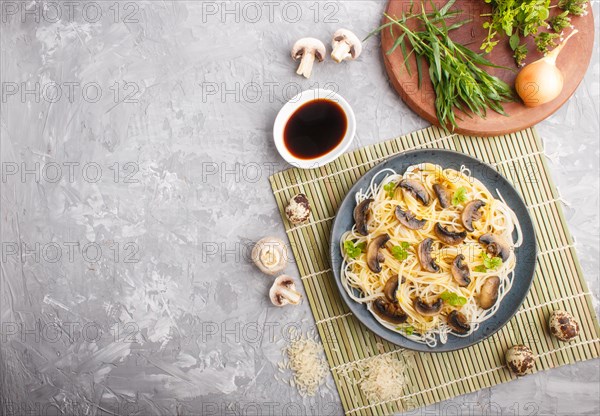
[515, 30, 578, 107]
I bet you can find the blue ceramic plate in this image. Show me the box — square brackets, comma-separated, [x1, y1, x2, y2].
[330, 149, 537, 352]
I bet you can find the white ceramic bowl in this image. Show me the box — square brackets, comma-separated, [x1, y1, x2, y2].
[273, 89, 356, 169]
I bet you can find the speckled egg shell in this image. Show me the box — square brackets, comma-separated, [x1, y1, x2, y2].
[549, 310, 580, 342]
[505, 344, 535, 376]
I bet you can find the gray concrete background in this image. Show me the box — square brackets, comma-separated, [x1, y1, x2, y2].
[0, 1, 598, 415]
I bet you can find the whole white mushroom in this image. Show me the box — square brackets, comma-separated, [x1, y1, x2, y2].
[252, 237, 287, 275]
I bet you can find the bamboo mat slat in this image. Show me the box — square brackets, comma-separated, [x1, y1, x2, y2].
[269, 126, 600, 415]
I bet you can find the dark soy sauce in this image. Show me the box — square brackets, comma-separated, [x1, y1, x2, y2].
[283, 99, 347, 160]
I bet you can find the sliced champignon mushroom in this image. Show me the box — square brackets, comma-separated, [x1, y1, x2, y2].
[269, 275, 302, 307]
[479, 233, 510, 262]
[433, 183, 451, 208]
[366, 234, 390, 273]
[451, 254, 471, 287]
[252, 237, 288, 275]
[461, 200, 486, 232]
[434, 223, 467, 246]
[383, 275, 400, 303]
[291, 38, 326, 78]
[414, 297, 443, 316]
[372, 297, 408, 324]
[353, 198, 373, 236]
[330, 29, 362, 63]
[398, 179, 430, 205]
[478, 276, 500, 310]
[417, 238, 439, 272]
[447, 310, 471, 334]
[395, 207, 426, 230]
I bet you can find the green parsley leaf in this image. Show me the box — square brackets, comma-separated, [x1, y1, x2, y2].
[451, 187, 467, 206]
[475, 252, 503, 272]
[344, 240, 366, 259]
[440, 291, 467, 307]
[482, 252, 503, 270]
[395, 325, 415, 336]
[383, 182, 396, 198]
[391, 243, 411, 261]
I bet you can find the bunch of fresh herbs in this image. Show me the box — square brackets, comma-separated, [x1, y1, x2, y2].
[367, 0, 514, 132]
[482, 0, 588, 66]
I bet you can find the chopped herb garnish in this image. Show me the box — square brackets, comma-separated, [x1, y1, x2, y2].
[391, 242, 411, 261]
[475, 252, 503, 272]
[452, 187, 467, 206]
[344, 240, 366, 259]
[383, 182, 396, 198]
[396, 325, 415, 336]
[440, 291, 467, 307]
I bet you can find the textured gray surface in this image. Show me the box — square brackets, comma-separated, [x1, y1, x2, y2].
[0, 1, 598, 415]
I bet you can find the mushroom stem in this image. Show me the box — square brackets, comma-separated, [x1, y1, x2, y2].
[279, 286, 302, 304]
[331, 42, 351, 63]
[297, 53, 316, 78]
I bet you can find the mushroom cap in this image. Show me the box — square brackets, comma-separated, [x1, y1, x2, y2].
[433, 183, 451, 208]
[451, 254, 471, 287]
[434, 223, 467, 246]
[478, 276, 500, 310]
[549, 309, 580, 342]
[372, 297, 407, 324]
[269, 275, 302, 307]
[413, 297, 443, 316]
[398, 179, 430, 205]
[331, 28, 363, 59]
[479, 233, 510, 262]
[505, 345, 535, 376]
[285, 193, 311, 224]
[252, 237, 288, 275]
[366, 234, 390, 273]
[395, 207, 426, 230]
[353, 198, 373, 236]
[447, 310, 471, 334]
[461, 199, 486, 232]
[383, 275, 400, 303]
[417, 238, 439, 272]
[291, 37, 326, 61]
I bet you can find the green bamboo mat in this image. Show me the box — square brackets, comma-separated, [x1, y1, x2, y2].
[269, 125, 600, 416]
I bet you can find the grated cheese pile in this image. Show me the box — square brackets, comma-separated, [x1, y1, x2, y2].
[280, 334, 328, 397]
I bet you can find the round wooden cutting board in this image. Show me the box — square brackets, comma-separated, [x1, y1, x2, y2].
[381, 1, 595, 136]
